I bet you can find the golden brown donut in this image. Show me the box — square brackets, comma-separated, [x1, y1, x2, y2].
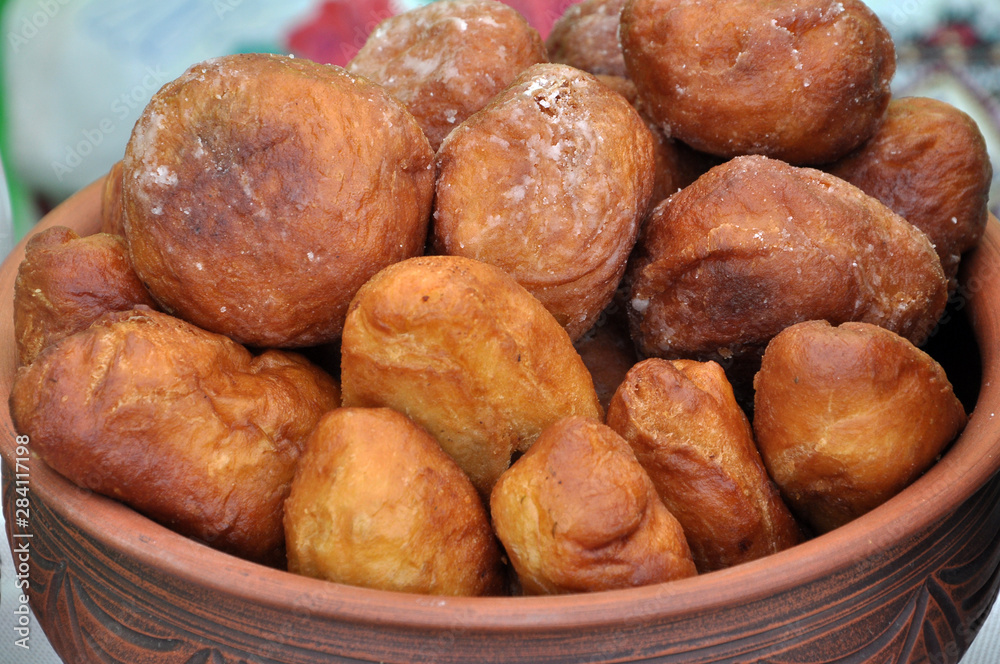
[606, 358, 803, 572]
[620, 0, 895, 164]
[433, 63, 655, 341]
[348, 0, 546, 150]
[284, 408, 504, 596]
[490, 416, 697, 594]
[753, 320, 967, 533]
[13, 226, 156, 366]
[123, 53, 434, 348]
[627, 155, 948, 391]
[547, 0, 628, 78]
[827, 96, 993, 283]
[9, 308, 342, 565]
[340, 255, 603, 496]
[101, 160, 125, 236]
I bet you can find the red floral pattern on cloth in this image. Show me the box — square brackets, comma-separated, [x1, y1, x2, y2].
[502, 0, 577, 37]
[287, 0, 396, 67]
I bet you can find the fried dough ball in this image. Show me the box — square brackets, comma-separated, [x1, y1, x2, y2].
[13, 226, 156, 366]
[433, 63, 655, 341]
[9, 308, 342, 565]
[620, 0, 895, 164]
[490, 416, 697, 594]
[123, 53, 434, 348]
[753, 320, 967, 533]
[347, 0, 546, 151]
[101, 160, 125, 236]
[341, 255, 603, 496]
[284, 408, 504, 596]
[547, 0, 628, 78]
[606, 359, 802, 572]
[627, 155, 948, 391]
[827, 97, 993, 283]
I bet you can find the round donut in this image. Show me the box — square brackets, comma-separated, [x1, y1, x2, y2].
[433, 63, 655, 340]
[547, 0, 629, 78]
[606, 358, 803, 572]
[348, 0, 547, 151]
[827, 96, 993, 283]
[122, 53, 434, 348]
[620, 0, 895, 164]
[753, 320, 967, 533]
[490, 416, 697, 594]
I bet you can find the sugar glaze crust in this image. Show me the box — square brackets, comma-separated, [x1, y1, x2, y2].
[433, 63, 655, 341]
[348, 0, 546, 151]
[546, 0, 629, 78]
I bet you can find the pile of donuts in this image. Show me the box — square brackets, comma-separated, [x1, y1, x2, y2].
[9, 0, 992, 597]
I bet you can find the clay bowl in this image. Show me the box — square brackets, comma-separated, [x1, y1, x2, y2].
[3, 176, 1000, 664]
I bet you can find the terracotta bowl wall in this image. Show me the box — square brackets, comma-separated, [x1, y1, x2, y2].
[2, 177, 1000, 664]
